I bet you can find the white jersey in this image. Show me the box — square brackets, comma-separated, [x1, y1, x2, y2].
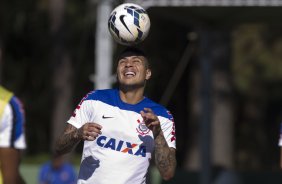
[68, 89, 176, 184]
[0, 96, 26, 149]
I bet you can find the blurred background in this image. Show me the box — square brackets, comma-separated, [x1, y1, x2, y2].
[1, 0, 282, 183]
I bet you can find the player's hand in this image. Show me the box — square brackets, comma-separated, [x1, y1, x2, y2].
[140, 108, 161, 138]
[78, 123, 102, 141]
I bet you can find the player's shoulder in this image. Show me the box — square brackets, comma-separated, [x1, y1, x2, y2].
[9, 96, 23, 107]
[6, 96, 24, 118]
[83, 89, 117, 102]
[144, 97, 173, 119]
[40, 161, 52, 171]
[0, 86, 14, 106]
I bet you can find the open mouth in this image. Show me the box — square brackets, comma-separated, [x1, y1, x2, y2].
[124, 71, 136, 77]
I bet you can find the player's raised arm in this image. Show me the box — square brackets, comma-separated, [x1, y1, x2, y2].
[55, 123, 102, 156]
[140, 108, 177, 180]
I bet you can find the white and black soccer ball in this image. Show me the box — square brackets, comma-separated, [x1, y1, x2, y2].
[108, 3, 150, 46]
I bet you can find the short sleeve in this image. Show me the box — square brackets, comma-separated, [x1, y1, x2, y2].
[0, 104, 13, 147]
[67, 92, 97, 128]
[0, 97, 26, 149]
[159, 114, 176, 149]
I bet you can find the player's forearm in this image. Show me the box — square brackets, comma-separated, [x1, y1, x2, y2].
[154, 131, 176, 181]
[55, 129, 81, 155]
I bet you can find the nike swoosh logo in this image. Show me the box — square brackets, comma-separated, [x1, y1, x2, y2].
[120, 15, 132, 35]
[102, 115, 114, 119]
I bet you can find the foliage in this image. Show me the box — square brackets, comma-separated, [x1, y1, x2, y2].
[233, 24, 282, 97]
[232, 24, 282, 169]
[0, 0, 95, 154]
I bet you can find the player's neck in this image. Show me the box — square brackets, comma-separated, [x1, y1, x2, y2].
[119, 88, 144, 105]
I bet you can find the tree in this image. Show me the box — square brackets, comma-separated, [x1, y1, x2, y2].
[48, 0, 74, 150]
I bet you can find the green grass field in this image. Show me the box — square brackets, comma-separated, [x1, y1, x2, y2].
[20, 164, 41, 184]
[20, 154, 161, 184]
[20, 154, 80, 184]
[20, 164, 80, 184]
[20, 164, 162, 184]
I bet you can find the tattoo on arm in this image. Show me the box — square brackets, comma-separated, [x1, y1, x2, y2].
[55, 124, 82, 155]
[154, 131, 176, 179]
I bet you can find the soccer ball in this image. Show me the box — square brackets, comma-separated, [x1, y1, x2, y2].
[108, 3, 150, 46]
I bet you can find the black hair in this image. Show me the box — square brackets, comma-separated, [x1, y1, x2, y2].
[117, 47, 150, 68]
[118, 47, 147, 58]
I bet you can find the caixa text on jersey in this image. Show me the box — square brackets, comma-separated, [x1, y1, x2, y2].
[96, 135, 147, 157]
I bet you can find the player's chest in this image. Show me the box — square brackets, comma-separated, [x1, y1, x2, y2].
[93, 105, 152, 139]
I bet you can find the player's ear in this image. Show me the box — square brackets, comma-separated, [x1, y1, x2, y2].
[145, 69, 151, 80]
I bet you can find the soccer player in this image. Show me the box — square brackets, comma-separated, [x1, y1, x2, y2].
[38, 154, 77, 184]
[55, 47, 177, 184]
[0, 85, 26, 184]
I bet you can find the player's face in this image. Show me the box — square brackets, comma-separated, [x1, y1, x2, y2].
[117, 55, 151, 88]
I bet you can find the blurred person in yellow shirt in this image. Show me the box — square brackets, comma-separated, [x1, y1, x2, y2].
[0, 85, 26, 184]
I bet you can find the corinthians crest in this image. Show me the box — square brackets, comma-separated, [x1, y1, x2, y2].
[136, 119, 150, 136]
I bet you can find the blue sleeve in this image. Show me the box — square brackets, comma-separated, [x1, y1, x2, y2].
[9, 96, 25, 141]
